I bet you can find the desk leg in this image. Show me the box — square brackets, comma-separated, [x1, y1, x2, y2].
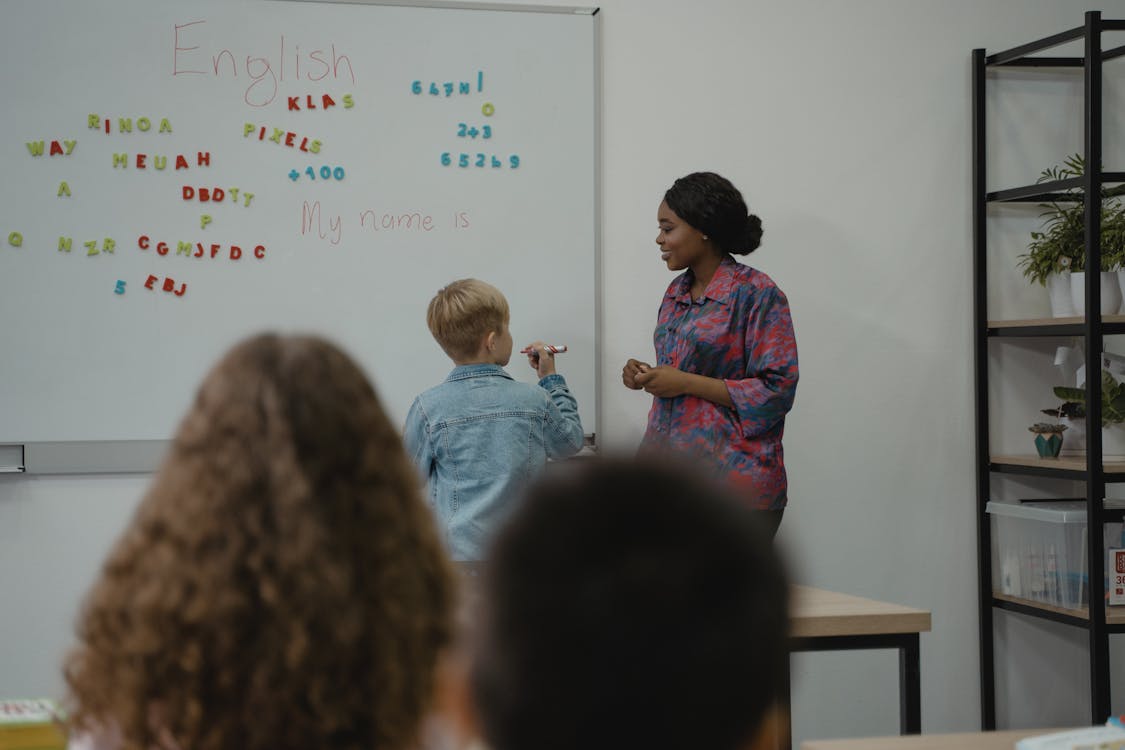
[780, 653, 792, 750]
[899, 633, 921, 734]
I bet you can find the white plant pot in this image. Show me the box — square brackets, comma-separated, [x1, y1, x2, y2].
[1103, 425, 1125, 460]
[1117, 269, 1125, 313]
[1047, 272, 1076, 317]
[1070, 271, 1122, 316]
[1060, 416, 1086, 456]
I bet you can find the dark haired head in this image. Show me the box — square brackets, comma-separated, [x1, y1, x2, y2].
[664, 171, 763, 255]
[471, 456, 789, 750]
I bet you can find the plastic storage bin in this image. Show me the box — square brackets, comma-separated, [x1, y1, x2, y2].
[987, 499, 1125, 610]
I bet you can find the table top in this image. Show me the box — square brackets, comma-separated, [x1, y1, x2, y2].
[800, 728, 1070, 750]
[790, 585, 932, 639]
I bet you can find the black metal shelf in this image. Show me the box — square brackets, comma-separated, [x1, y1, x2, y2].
[987, 318, 1125, 337]
[989, 458, 1125, 483]
[973, 11, 1123, 729]
[986, 173, 1125, 203]
[991, 596, 1125, 633]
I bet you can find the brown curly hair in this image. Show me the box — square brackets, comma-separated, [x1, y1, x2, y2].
[63, 333, 456, 750]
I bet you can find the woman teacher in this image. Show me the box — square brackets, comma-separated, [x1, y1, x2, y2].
[622, 171, 798, 536]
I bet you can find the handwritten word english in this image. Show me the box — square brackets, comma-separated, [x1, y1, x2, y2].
[173, 21, 356, 107]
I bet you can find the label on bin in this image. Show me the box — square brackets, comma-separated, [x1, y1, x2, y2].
[1112, 549, 1125, 605]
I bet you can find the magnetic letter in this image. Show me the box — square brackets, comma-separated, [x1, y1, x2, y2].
[182, 186, 195, 200]
[57, 181, 71, 197]
[8, 232, 22, 247]
[163, 278, 175, 291]
[114, 280, 126, 295]
[201, 214, 212, 229]
[145, 275, 157, 289]
[136, 154, 147, 169]
[288, 96, 300, 111]
[50, 141, 64, 156]
[176, 155, 189, 169]
[244, 122, 256, 137]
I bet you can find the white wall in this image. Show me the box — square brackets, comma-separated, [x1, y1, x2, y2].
[3, 1, 1125, 746]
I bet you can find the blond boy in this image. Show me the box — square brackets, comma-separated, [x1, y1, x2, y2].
[404, 279, 584, 560]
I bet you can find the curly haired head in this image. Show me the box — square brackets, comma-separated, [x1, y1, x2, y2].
[664, 172, 763, 256]
[64, 333, 456, 750]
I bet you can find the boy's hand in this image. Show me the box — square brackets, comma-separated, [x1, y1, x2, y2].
[524, 341, 557, 378]
[621, 358, 651, 390]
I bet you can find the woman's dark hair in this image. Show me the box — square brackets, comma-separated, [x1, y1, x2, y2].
[471, 456, 789, 750]
[664, 171, 763, 255]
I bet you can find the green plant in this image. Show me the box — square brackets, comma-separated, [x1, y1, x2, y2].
[1016, 154, 1125, 285]
[1053, 369, 1125, 426]
[1029, 422, 1068, 434]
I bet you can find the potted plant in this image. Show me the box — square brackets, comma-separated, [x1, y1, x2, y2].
[1040, 401, 1086, 455]
[1028, 422, 1067, 458]
[1017, 154, 1125, 316]
[1053, 369, 1125, 458]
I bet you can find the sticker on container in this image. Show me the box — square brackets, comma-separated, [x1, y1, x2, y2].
[1111, 548, 1125, 606]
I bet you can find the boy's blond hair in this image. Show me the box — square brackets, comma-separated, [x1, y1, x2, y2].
[427, 279, 510, 360]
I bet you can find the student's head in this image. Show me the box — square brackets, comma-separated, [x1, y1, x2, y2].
[662, 171, 763, 256]
[426, 278, 512, 364]
[64, 333, 457, 750]
[471, 456, 790, 750]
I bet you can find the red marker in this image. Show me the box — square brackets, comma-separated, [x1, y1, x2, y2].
[521, 344, 568, 355]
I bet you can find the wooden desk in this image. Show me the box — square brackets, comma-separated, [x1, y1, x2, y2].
[787, 587, 932, 746]
[800, 728, 1070, 750]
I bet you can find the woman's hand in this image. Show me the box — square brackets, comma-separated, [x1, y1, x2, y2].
[633, 365, 689, 398]
[622, 358, 651, 390]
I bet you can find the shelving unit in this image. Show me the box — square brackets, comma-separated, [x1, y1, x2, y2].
[973, 11, 1125, 728]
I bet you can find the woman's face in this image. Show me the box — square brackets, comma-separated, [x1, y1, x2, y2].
[656, 200, 710, 271]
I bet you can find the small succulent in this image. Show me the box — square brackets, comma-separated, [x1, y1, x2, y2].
[1029, 422, 1068, 434]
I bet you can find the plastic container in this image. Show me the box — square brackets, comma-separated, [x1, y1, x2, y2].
[987, 499, 1125, 610]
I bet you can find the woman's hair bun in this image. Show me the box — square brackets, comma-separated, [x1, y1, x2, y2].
[735, 213, 763, 255]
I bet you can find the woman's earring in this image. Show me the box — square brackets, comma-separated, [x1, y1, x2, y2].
[702, 235, 710, 241]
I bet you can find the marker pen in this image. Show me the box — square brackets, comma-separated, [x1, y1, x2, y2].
[520, 345, 568, 355]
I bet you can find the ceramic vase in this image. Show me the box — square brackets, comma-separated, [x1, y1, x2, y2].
[1070, 271, 1122, 316]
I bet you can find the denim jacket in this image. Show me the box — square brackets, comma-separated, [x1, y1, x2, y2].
[403, 363, 584, 560]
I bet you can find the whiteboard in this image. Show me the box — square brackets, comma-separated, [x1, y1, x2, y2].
[0, 0, 600, 462]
